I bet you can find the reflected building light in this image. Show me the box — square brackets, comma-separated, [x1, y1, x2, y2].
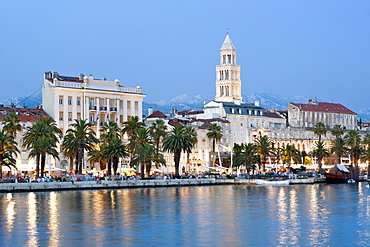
[6, 193, 15, 232]
[48, 192, 60, 245]
[27, 192, 39, 246]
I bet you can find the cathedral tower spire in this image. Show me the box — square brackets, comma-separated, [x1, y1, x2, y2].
[215, 33, 242, 102]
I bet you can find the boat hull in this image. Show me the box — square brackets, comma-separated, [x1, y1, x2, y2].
[255, 179, 290, 185]
[325, 173, 357, 184]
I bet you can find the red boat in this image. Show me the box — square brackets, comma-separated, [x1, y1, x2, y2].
[325, 164, 359, 184]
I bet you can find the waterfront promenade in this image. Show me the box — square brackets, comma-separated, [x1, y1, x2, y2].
[0, 178, 327, 193]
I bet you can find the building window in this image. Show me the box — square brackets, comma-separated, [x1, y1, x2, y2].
[68, 112, 72, 121]
[59, 111, 63, 121]
[77, 97, 81, 106]
[59, 96, 63, 105]
[68, 97, 72, 105]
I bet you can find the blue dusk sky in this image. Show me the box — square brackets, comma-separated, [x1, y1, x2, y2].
[0, 0, 369, 111]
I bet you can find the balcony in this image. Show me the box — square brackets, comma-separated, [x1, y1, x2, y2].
[99, 106, 107, 111]
[89, 106, 97, 111]
[110, 107, 117, 111]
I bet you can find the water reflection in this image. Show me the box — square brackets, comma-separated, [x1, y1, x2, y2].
[0, 183, 369, 246]
[27, 192, 39, 246]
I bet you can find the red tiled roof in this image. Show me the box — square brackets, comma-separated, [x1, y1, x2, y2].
[0, 107, 49, 122]
[168, 119, 182, 126]
[290, 102, 356, 115]
[263, 111, 283, 118]
[147, 110, 167, 118]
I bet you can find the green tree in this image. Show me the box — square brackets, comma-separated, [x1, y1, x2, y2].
[361, 147, 370, 176]
[254, 136, 274, 172]
[331, 137, 348, 164]
[88, 143, 107, 171]
[282, 144, 299, 168]
[103, 138, 127, 176]
[61, 132, 78, 172]
[149, 119, 168, 169]
[331, 124, 344, 139]
[0, 130, 19, 178]
[344, 130, 362, 165]
[362, 133, 370, 149]
[121, 116, 145, 166]
[311, 141, 330, 173]
[314, 122, 327, 142]
[22, 117, 61, 178]
[233, 143, 258, 175]
[184, 126, 198, 168]
[2, 111, 22, 139]
[207, 123, 222, 167]
[163, 125, 193, 177]
[100, 120, 121, 175]
[65, 119, 98, 174]
[132, 142, 166, 178]
[134, 127, 153, 177]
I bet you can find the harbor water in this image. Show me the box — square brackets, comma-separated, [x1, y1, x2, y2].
[0, 183, 369, 246]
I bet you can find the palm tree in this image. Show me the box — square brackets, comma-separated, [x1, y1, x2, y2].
[88, 144, 107, 171]
[331, 124, 344, 139]
[61, 132, 78, 171]
[22, 117, 61, 178]
[314, 122, 327, 142]
[282, 144, 299, 168]
[311, 141, 330, 173]
[100, 120, 120, 175]
[361, 147, 370, 176]
[133, 127, 153, 177]
[28, 136, 59, 176]
[121, 116, 145, 166]
[163, 125, 193, 177]
[65, 119, 98, 174]
[2, 111, 22, 139]
[184, 126, 198, 169]
[149, 119, 167, 169]
[233, 143, 258, 175]
[363, 133, 370, 149]
[103, 138, 127, 175]
[132, 142, 166, 178]
[331, 137, 348, 164]
[344, 130, 362, 165]
[0, 130, 19, 178]
[207, 123, 222, 167]
[254, 136, 273, 172]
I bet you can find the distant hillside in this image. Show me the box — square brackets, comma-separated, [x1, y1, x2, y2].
[2, 92, 369, 122]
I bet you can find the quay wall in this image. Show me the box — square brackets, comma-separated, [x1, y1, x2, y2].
[0, 178, 328, 193]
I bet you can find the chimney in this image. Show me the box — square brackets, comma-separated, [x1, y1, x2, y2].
[52, 71, 59, 79]
[79, 73, 84, 80]
[254, 101, 260, 107]
[148, 107, 153, 116]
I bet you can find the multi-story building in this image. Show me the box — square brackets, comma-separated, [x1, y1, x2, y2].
[288, 100, 357, 130]
[42, 72, 146, 137]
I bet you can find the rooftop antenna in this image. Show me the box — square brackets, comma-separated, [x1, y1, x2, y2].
[226, 27, 229, 35]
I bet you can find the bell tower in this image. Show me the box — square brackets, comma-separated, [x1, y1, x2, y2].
[215, 33, 242, 102]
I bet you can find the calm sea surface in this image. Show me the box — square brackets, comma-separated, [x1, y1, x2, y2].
[0, 183, 369, 246]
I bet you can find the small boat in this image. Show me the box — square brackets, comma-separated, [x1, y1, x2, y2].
[255, 179, 290, 185]
[325, 164, 359, 184]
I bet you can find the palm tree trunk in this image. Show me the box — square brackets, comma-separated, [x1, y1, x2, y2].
[107, 158, 112, 176]
[212, 139, 216, 167]
[113, 157, 119, 176]
[69, 157, 74, 172]
[140, 161, 145, 179]
[174, 152, 181, 177]
[40, 153, 46, 178]
[36, 155, 40, 178]
[146, 162, 152, 177]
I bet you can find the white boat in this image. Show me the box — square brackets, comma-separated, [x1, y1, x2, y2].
[255, 179, 290, 185]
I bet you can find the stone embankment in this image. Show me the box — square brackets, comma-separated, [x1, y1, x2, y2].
[0, 178, 327, 193]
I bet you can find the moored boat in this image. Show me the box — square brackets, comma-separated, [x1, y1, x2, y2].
[255, 179, 290, 185]
[325, 164, 359, 184]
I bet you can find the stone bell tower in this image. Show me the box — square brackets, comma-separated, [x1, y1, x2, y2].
[215, 33, 242, 102]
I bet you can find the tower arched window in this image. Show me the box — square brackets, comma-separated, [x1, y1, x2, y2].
[223, 55, 226, 64]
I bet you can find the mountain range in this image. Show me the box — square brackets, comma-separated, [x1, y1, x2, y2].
[1, 92, 369, 122]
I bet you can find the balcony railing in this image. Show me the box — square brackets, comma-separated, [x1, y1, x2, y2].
[89, 106, 97, 110]
[110, 107, 117, 111]
[99, 106, 107, 111]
